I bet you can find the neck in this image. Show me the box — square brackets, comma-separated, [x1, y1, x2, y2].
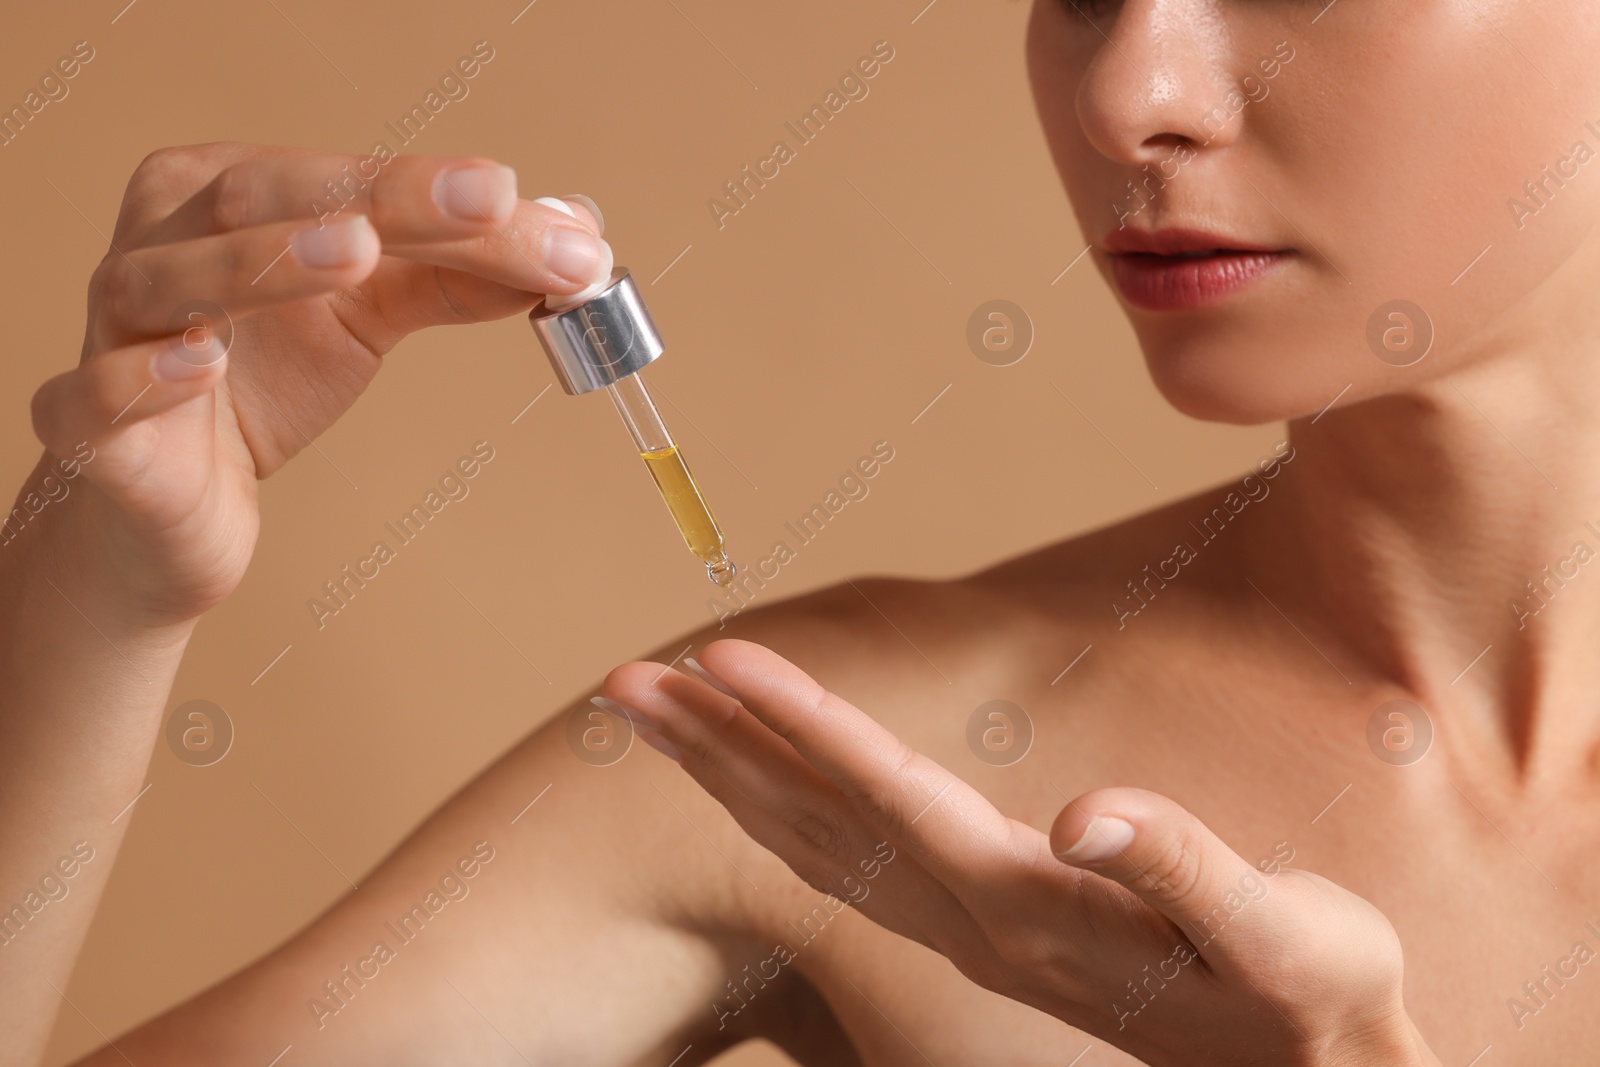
[1233, 350, 1600, 784]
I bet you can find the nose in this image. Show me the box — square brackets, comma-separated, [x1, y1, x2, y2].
[1073, 0, 1243, 166]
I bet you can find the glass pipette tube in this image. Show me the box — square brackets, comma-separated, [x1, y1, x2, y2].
[605, 371, 737, 587]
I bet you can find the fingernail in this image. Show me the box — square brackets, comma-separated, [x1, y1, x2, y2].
[590, 696, 681, 763]
[291, 215, 377, 269]
[433, 164, 518, 220]
[684, 657, 740, 700]
[533, 195, 611, 296]
[151, 335, 224, 381]
[534, 194, 606, 236]
[592, 694, 653, 726]
[533, 195, 579, 221]
[1056, 816, 1136, 862]
[543, 226, 609, 287]
[560, 193, 604, 234]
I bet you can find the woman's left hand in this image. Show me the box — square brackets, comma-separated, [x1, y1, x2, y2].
[602, 638, 1440, 1067]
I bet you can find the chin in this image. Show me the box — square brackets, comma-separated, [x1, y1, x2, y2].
[1136, 329, 1350, 426]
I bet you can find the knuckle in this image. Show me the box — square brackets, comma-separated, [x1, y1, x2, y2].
[432, 268, 477, 324]
[78, 361, 128, 427]
[120, 143, 240, 236]
[207, 163, 257, 233]
[93, 256, 148, 330]
[988, 927, 1061, 975]
[86, 256, 116, 308]
[1136, 830, 1205, 903]
[29, 384, 62, 448]
[771, 682, 828, 749]
[126, 144, 203, 201]
[217, 229, 248, 283]
[783, 807, 850, 862]
[846, 742, 918, 837]
[672, 726, 718, 768]
[849, 789, 906, 840]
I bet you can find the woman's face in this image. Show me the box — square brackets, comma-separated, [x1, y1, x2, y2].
[1027, 0, 1600, 424]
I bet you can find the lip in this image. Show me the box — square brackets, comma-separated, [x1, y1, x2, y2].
[1101, 227, 1292, 311]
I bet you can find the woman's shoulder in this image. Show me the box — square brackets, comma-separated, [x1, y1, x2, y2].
[695, 469, 1281, 729]
[718, 475, 1244, 629]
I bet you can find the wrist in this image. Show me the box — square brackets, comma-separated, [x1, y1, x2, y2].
[2, 470, 206, 636]
[0, 523, 197, 750]
[2, 528, 198, 652]
[5, 449, 246, 628]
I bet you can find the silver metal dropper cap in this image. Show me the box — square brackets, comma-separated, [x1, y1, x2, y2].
[528, 268, 665, 395]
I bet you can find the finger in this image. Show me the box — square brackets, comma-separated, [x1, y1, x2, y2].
[601, 663, 976, 953]
[332, 258, 541, 355]
[689, 640, 1024, 890]
[146, 153, 611, 295]
[154, 153, 522, 243]
[96, 215, 381, 342]
[610, 661, 895, 874]
[656, 750, 954, 959]
[598, 684, 945, 946]
[381, 194, 613, 295]
[556, 194, 604, 234]
[1050, 787, 1284, 971]
[113, 142, 278, 246]
[32, 332, 228, 459]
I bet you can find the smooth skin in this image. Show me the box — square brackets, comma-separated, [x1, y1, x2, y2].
[603, 642, 1440, 1066]
[7, 0, 1600, 1064]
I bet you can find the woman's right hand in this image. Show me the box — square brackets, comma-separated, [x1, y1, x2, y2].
[27, 142, 609, 622]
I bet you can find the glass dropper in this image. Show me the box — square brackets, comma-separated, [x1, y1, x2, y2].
[606, 371, 736, 587]
[528, 267, 737, 589]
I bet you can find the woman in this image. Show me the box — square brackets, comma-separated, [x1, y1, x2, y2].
[5, 0, 1596, 1063]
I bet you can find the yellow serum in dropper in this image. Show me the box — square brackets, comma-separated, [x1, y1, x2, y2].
[604, 371, 737, 588]
[640, 445, 736, 586]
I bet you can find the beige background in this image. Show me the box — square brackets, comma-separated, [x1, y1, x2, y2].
[0, 1, 1280, 1062]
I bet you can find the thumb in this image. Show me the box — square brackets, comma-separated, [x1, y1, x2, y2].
[1050, 787, 1285, 968]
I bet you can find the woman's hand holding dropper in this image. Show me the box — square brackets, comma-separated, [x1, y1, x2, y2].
[0, 142, 608, 1067]
[28, 143, 608, 622]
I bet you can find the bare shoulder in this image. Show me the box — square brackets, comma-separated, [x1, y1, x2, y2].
[710, 479, 1241, 700]
[703, 461, 1296, 804]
